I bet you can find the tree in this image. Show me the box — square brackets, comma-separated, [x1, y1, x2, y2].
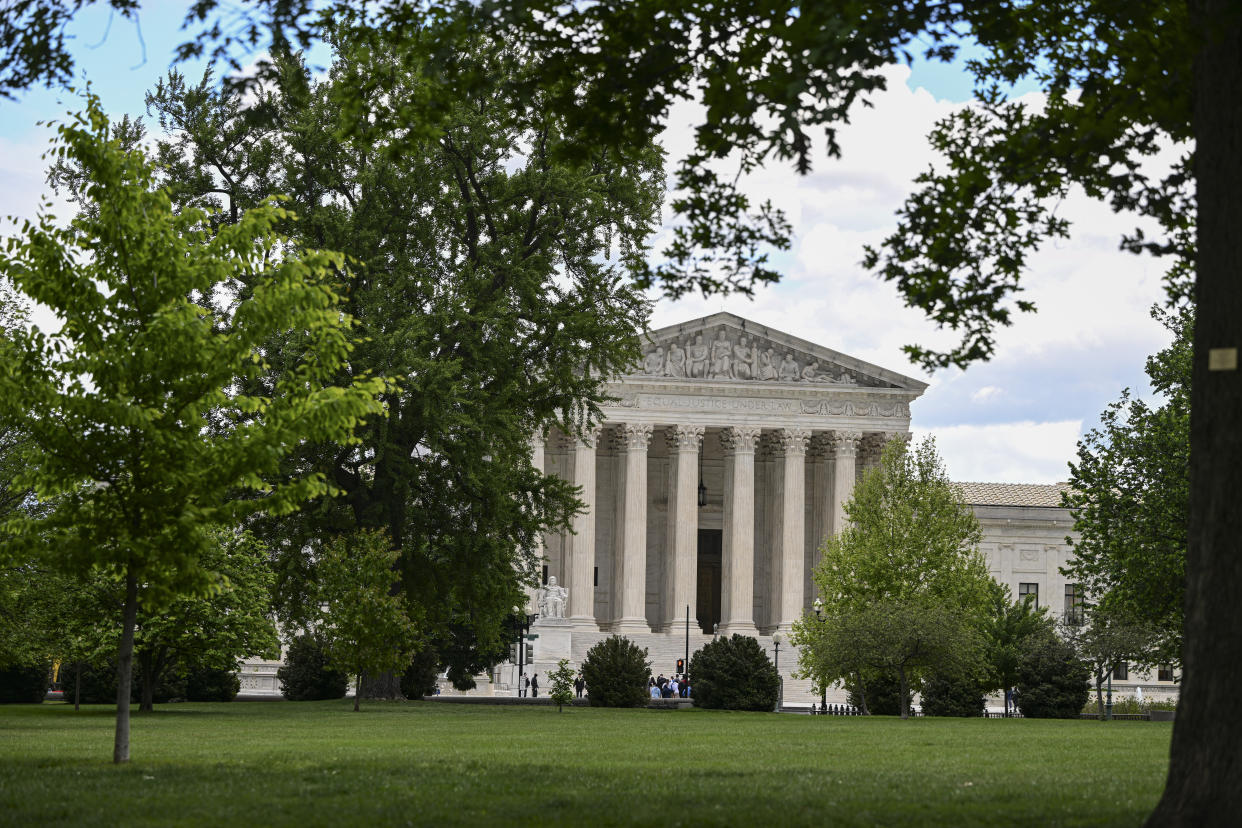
[315, 530, 421, 712]
[1061, 607, 1166, 718]
[805, 437, 990, 619]
[547, 658, 575, 712]
[123, 529, 279, 712]
[920, 670, 986, 718]
[5, 2, 1240, 818]
[0, 96, 389, 761]
[1063, 308, 1190, 665]
[794, 436, 992, 718]
[807, 600, 983, 719]
[1015, 633, 1091, 720]
[276, 634, 348, 701]
[981, 582, 1058, 717]
[688, 634, 780, 712]
[135, 33, 663, 695]
[580, 636, 650, 708]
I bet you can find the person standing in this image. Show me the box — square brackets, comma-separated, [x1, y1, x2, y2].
[522, 674, 530, 698]
[531, 674, 539, 698]
[574, 675, 585, 699]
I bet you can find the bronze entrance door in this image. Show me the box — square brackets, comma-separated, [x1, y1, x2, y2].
[695, 529, 722, 633]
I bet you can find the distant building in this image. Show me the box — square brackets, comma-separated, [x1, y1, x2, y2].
[242, 313, 1178, 706]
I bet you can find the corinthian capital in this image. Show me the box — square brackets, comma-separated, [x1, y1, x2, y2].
[720, 425, 762, 454]
[779, 428, 811, 456]
[832, 430, 862, 458]
[666, 425, 705, 452]
[621, 423, 654, 450]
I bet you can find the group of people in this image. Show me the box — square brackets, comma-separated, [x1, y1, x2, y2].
[517, 672, 588, 698]
[648, 674, 691, 699]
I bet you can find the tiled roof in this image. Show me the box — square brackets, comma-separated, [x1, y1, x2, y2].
[951, 481, 1070, 508]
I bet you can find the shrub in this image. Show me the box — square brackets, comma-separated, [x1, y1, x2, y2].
[1016, 635, 1090, 718]
[581, 636, 650, 707]
[62, 660, 184, 705]
[185, 664, 241, 702]
[847, 670, 912, 716]
[689, 635, 779, 711]
[0, 662, 48, 703]
[278, 634, 349, 701]
[920, 671, 986, 717]
[401, 648, 440, 698]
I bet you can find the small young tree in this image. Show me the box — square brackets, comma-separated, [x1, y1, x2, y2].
[794, 437, 992, 719]
[580, 636, 650, 708]
[126, 529, 279, 712]
[981, 582, 1057, 717]
[689, 635, 780, 712]
[548, 659, 575, 712]
[315, 530, 421, 712]
[1061, 605, 1164, 718]
[0, 96, 390, 760]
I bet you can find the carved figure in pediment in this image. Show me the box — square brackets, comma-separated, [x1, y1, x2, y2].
[709, 330, 732, 378]
[665, 341, 686, 377]
[837, 370, 857, 385]
[802, 360, 827, 382]
[686, 334, 709, 378]
[757, 347, 777, 380]
[778, 352, 800, 382]
[733, 336, 755, 380]
[643, 346, 665, 375]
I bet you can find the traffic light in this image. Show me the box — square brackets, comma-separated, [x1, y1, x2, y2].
[676, 658, 685, 674]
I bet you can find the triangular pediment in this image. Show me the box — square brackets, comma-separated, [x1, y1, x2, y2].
[630, 312, 927, 391]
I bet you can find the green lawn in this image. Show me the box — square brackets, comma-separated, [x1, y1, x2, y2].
[1, 701, 1169, 827]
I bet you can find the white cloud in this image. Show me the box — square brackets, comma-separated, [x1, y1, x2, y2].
[650, 63, 1174, 482]
[913, 420, 1083, 484]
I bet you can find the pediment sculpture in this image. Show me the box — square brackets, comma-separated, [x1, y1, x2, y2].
[637, 327, 863, 385]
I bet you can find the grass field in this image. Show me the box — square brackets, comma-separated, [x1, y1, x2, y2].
[1, 700, 1170, 827]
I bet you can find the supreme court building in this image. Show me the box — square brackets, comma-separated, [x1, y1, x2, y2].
[240, 312, 1179, 704]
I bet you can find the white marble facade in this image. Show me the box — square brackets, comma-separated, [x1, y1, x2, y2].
[534, 312, 925, 640]
[242, 313, 1178, 704]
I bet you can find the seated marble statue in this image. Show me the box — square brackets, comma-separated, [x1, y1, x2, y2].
[538, 576, 569, 619]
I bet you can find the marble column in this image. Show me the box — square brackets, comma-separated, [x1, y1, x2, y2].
[774, 428, 810, 632]
[528, 433, 548, 616]
[614, 423, 653, 633]
[566, 426, 601, 627]
[719, 425, 761, 637]
[663, 425, 703, 632]
[831, 430, 861, 536]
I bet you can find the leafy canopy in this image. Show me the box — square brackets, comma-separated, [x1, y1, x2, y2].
[1063, 308, 1190, 664]
[811, 436, 990, 619]
[0, 93, 390, 758]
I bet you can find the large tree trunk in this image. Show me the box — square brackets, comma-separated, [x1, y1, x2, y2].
[358, 670, 403, 700]
[73, 662, 80, 712]
[898, 667, 910, 720]
[1148, 3, 1242, 823]
[113, 572, 138, 764]
[1095, 673, 1105, 719]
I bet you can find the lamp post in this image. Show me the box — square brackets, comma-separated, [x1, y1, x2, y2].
[813, 598, 827, 713]
[773, 632, 783, 713]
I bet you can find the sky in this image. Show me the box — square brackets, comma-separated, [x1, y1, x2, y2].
[0, 5, 1177, 485]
